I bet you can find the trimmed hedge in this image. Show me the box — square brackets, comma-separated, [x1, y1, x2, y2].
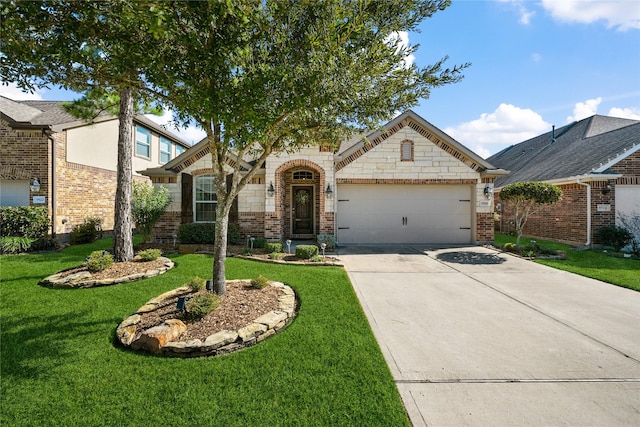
[295, 245, 318, 259]
[178, 222, 242, 245]
[0, 206, 50, 238]
[264, 241, 283, 254]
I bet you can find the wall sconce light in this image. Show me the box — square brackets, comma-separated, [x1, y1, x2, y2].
[326, 184, 333, 198]
[483, 185, 493, 199]
[601, 183, 611, 194]
[267, 182, 275, 197]
[29, 177, 41, 192]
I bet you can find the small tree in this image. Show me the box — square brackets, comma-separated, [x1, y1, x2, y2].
[617, 211, 640, 255]
[500, 182, 562, 246]
[131, 182, 171, 243]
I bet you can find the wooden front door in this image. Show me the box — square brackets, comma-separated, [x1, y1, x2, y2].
[293, 186, 314, 234]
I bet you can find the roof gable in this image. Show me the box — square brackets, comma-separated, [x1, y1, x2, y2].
[336, 110, 497, 172]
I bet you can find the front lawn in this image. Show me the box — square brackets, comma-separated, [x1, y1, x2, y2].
[495, 234, 640, 292]
[1, 239, 409, 426]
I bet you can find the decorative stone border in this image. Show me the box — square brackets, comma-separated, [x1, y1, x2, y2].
[38, 257, 175, 288]
[115, 280, 297, 358]
[235, 255, 343, 267]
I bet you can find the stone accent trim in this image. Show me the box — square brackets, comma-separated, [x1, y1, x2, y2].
[116, 281, 297, 357]
[39, 257, 174, 288]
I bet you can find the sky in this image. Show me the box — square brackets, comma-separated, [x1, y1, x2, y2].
[2, 0, 639, 159]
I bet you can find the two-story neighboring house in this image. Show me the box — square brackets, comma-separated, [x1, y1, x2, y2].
[142, 110, 508, 245]
[0, 94, 190, 238]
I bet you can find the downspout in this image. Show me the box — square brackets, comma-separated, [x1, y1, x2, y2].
[47, 131, 57, 239]
[576, 179, 591, 246]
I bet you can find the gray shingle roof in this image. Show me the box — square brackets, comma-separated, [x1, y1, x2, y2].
[488, 115, 640, 187]
[0, 95, 189, 147]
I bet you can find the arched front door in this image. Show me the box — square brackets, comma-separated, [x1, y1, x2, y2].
[292, 186, 314, 235]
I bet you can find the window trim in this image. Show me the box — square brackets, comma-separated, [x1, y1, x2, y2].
[135, 126, 151, 159]
[159, 136, 172, 164]
[400, 139, 414, 162]
[194, 174, 217, 223]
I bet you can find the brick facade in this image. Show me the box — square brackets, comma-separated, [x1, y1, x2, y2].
[495, 150, 639, 246]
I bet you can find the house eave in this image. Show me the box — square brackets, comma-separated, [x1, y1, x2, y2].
[495, 173, 623, 190]
[591, 142, 640, 173]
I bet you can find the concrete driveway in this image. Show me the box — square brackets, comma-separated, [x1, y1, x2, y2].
[340, 245, 640, 426]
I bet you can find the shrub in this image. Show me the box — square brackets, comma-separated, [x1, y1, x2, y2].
[253, 238, 266, 249]
[71, 217, 103, 244]
[185, 293, 219, 319]
[242, 248, 252, 256]
[295, 244, 318, 259]
[617, 212, 640, 256]
[0, 206, 50, 238]
[136, 248, 161, 261]
[85, 250, 113, 273]
[250, 275, 270, 289]
[269, 252, 283, 260]
[503, 242, 517, 252]
[316, 234, 336, 250]
[132, 182, 171, 243]
[228, 223, 241, 245]
[264, 241, 283, 254]
[310, 255, 323, 262]
[186, 276, 206, 292]
[0, 236, 35, 254]
[178, 223, 215, 244]
[595, 225, 633, 251]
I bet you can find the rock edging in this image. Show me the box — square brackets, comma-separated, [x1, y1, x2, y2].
[39, 257, 175, 288]
[116, 280, 297, 358]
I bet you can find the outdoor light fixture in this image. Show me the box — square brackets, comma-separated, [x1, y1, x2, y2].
[29, 177, 41, 192]
[326, 184, 333, 198]
[483, 185, 493, 199]
[267, 182, 275, 197]
[602, 183, 612, 194]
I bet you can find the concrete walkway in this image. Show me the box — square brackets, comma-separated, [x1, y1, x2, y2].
[340, 245, 640, 426]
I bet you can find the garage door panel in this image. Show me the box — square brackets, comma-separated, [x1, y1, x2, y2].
[337, 184, 472, 244]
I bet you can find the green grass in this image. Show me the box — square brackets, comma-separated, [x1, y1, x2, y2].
[1, 239, 410, 426]
[495, 234, 640, 292]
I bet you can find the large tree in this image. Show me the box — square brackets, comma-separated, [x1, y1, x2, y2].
[0, 1, 170, 261]
[145, 0, 469, 294]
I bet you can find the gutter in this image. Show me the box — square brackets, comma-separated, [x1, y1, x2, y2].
[47, 131, 57, 238]
[576, 179, 591, 246]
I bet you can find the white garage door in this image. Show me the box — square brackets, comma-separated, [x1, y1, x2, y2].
[337, 184, 472, 244]
[616, 185, 640, 242]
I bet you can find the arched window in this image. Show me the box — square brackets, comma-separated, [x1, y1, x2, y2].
[293, 170, 313, 180]
[401, 140, 414, 161]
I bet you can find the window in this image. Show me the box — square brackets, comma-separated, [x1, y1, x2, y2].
[195, 175, 217, 222]
[159, 137, 172, 164]
[135, 126, 151, 158]
[176, 145, 184, 156]
[401, 140, 414, 161]
[293, 170, 313, 180]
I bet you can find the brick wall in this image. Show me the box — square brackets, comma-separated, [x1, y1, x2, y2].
[476, 212, 494, 243]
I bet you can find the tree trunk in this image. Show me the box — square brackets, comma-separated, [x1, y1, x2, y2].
[212, 204, 229, 295]
[112, 87, 134, 262]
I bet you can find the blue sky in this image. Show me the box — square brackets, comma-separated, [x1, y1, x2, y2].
[2, 0, 639, 158]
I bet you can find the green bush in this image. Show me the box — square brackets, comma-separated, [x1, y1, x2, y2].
[178, 223, 215, 244]
[185, 293, 219, 319]
[228, 223, 241, 245]
[71, 216, 103, 244]
[131, 182, 171, 243]
[186, 276, 206, 292]
[250, 275, 270, 289]
[595, 225, 633, 251]
[253, 238, 266, 249]
[503, 242, 517, 252]
[269, 252, 283, 260]
[295, 244, 318, 259]
[85, 250, 113, 273]
[264, 241, 283, 254]
[136, 249, 161, 261]
[0, 206, 50, 238]
[0, 236, 36, 254]
[316, 234, 336, 250]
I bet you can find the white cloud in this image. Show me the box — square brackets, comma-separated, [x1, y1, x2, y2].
[497, 0, 536, 25]
[531, 52, 542, 63]
[541, 0, 640, 31]
[0, 81, 44, 100]
[567, 97, 601, 122]
[145, 108, 206, 145]
[608, 107, 640, 120]
[445, 104, 551, 154]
